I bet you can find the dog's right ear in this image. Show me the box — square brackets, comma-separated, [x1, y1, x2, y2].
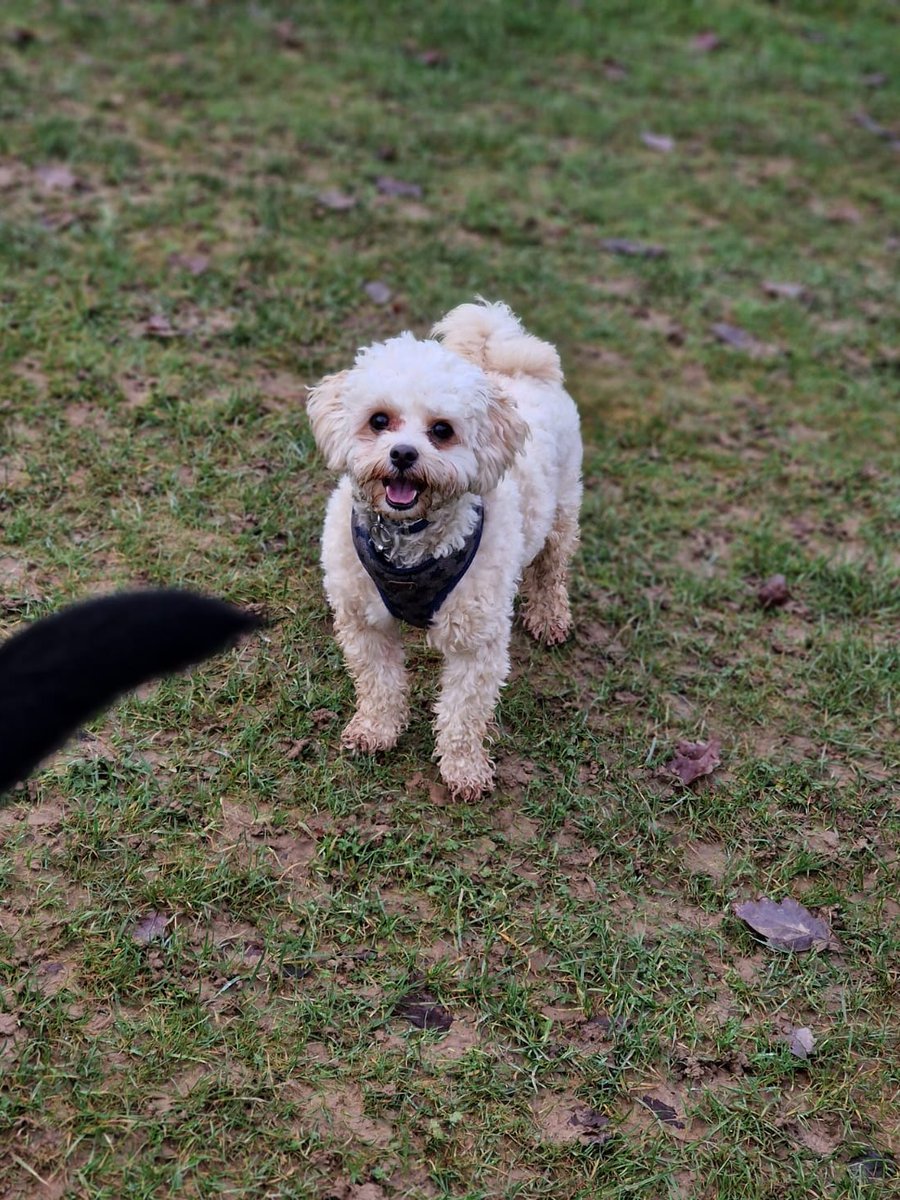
[306, 371, 350, 471]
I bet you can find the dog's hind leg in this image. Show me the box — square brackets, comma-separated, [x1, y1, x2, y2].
[334, 607, 410, 754]
[520, 498, 580, 646]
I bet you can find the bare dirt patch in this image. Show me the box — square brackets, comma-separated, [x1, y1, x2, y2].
[289, 1082, 393, 1147]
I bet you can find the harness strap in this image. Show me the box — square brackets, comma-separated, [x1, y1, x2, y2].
[351, 504, 484, 629]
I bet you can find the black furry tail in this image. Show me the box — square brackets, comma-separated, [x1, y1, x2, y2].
[0, 590, 262, 797]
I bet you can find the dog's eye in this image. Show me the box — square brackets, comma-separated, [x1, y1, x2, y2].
[369, 412, 390, 432]
[430, 421, 454, 442]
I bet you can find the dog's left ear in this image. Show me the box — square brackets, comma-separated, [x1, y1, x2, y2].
[473, 381, 529, 493]
[306, 370, 350, 471]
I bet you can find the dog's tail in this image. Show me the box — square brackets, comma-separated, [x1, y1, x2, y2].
[0, 590, 263, 797]
[431, 298, 563, 386]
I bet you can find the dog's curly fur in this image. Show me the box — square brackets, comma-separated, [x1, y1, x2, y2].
[307, 300, 583, 799]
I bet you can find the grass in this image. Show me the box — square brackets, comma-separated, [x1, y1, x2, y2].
[1, 1, 898, 1196]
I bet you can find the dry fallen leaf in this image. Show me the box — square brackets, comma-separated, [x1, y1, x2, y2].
[273, 20, 304, 49]
[758, 574, 790, 609]
[602, 58, 628, 81]
[415, 48, 447, 67]
[0, 1013, 18, 1036]
[640, 1095, 685, 1129]
[853, 111, 892, 139]
[818, 201, 863, 224]
[40, 210, 79, 231]
[599, 237, 667, 259]
[665, 739, 722, 786]
[144, 313, 178, 339]
[762, 281, 810, 301]
[168, 252, 210, 276]
[711, 322, 780, 359]
[569, 1107, 613, 1145]
[395, 991, 453, 1031]
[35, 164, 81, 192]
[785, 1025, 816, 1059]
[316, 189, 357, 211]
[691, 31, 723, 53]
[376, 175, 423, 198]
[641, 131, 675, 153]
[733, 896, 832, 952]
[364, 280, 393, 305]
[848, 1150, 897, 1180]
[711, 322, 756, 350]
[132, 911, 170, 945]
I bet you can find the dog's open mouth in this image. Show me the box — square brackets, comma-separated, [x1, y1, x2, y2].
[384, 478, 421, 510]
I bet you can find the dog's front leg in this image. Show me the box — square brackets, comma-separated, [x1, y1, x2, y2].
[430, 621, 511, 800]
[334, 607, 409, 754]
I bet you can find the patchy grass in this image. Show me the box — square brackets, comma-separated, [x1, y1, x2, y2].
[1, 1, 898, 1197]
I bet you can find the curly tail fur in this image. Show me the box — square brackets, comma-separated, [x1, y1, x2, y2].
[431, 298, 563, 386]
[0, 590, 262, 797]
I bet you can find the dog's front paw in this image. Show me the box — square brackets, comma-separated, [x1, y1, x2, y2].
[440, 753, 495, 801]
[341, 714, 401, 755]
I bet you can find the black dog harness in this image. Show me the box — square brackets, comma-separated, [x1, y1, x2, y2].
[351, 504, 485, 629]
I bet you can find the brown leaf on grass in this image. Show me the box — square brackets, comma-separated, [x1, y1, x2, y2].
[733, 896, 832, 952]
[710, 322, 780, 359]
[602, 57, 628, 81]
[762, 281, 810, 301]
[640, 1095, 685, 1129]
[784, 1026, 816, 1059]
[133, 911, 170, 945]
[0, 1013, 18, 1036]
[395, 991, 452, 1031]
[9, 27, 38, 47]
[711, 322, 758, 350]
[364, 280, 393, 305]
[143, 313, 178, 339]
[853, 111, 893, 139]
[316, 189, 357, 211]
[848, 1150, 897, 1179]
[40, 210, 79, 231]
[168, 252, 210, 276]
[815, 200, 862, 224]
[569, 1107, 613, 1145]
[273, 20, 304, 49]
[641, 131, 675, 153]
[376, 175, 423, 198]
[599, 237, 667, 259]
[665, 739, 722, 786]
[691, 31, 723, 53]
[415, 48, 448, 67]
[758, 574, 790, 609]
[35, 164, 81, 192]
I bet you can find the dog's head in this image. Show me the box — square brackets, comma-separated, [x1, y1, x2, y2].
[307, 332, 527, 520]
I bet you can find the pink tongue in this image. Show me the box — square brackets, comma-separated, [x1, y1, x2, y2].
[386, 480, 418, 505]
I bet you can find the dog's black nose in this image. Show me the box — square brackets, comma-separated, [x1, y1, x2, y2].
[390, 444, 419, 469]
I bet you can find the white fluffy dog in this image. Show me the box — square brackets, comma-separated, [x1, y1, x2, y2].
[307, 300, 582, 799]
